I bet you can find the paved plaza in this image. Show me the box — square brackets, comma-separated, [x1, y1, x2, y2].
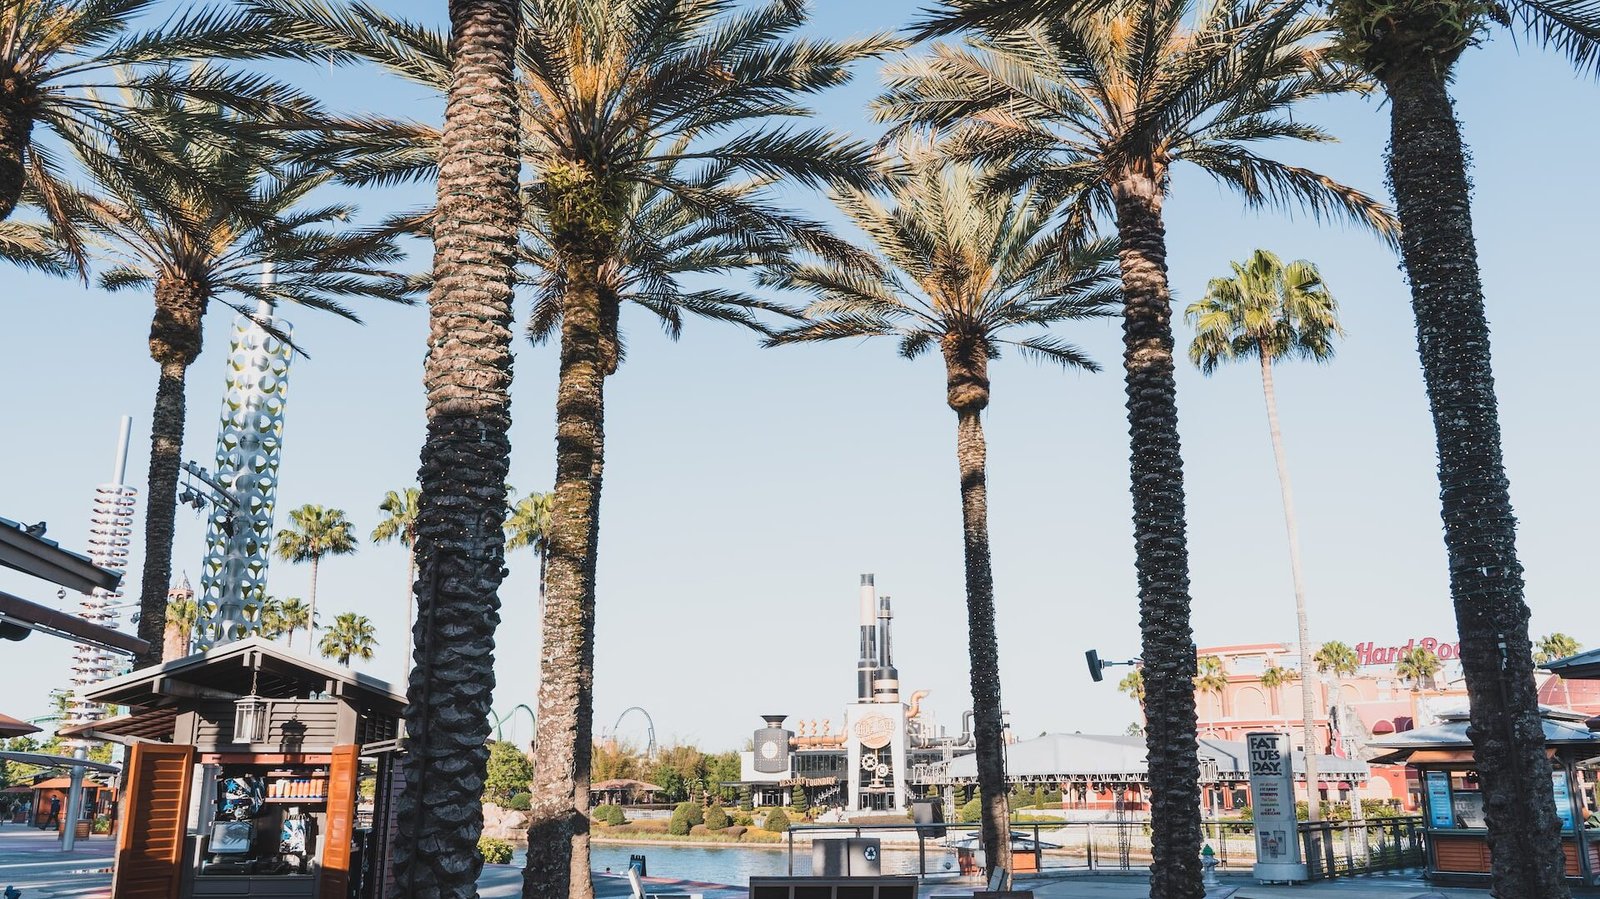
[5, 828, 1598, 899]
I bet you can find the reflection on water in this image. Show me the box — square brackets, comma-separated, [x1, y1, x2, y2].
[509, 843, 960, 886]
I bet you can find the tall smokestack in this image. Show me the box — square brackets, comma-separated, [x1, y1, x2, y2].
[874, 595, 900, 702]
[857, 574, 877, 701]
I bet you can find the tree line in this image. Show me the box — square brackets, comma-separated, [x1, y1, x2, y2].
[3, 0, 1595, 896]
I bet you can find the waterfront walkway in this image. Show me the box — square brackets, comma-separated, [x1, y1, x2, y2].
[5, 828, 1599, 899]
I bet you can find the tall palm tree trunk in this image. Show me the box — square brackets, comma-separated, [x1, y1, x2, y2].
[1112, 175, 1203, 899]
[135, 277, 208, 668]
[1383, 63, 1568, 898]
[392, 0, 520, 894]
[0, 93, 28, 222]
[945, 354, 1011, 884]
[136, 359, 188, 668]
[306, 555, 319, 648]
[524, 260, 606, 899]
[1258, 353, 1322, 821]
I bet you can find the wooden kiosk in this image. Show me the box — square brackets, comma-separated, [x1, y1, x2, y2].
[1372, 707, 1600, 886]
[63, 637, 404, 899]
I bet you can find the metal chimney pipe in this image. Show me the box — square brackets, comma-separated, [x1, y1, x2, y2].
[857, 574, 877, 701]
[874, 595, 899, 702]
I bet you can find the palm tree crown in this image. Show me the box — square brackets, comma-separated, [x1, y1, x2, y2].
[1187, 250, 1343, 374]
[0, 0, 319, 239]
[318, 612, 378, 666]
[371, 488, 421, 549]
[1314, 641, 1361, 678]
[1395, 647, 1442, 691]
[1535, 633, 1583, 665]
[1260, 661, 1296, 689]
[767, 146, 1119, 382]
[1193, 655, 1228, 724]
[275, 505, 360, 565]
[505, 491, 552, 554]
[876, 1, 1397, 242]
[1119, 668, 1146, 705]
[272, 597, 312, 648]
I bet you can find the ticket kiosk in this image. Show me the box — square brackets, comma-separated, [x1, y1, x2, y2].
[62, 637, 404, 899]
[1372, 707, 1600, 886]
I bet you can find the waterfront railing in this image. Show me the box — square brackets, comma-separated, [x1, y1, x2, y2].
[785, 815, 1425, 881]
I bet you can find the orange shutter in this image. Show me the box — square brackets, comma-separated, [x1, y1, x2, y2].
[111, 743, 194, 899]
[319, 744, 359, 899]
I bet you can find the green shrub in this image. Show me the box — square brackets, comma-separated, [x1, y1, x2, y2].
[739, 787, 753, 811]
[789, 784, 808, 815]
[668, 805, 692, 836]
[505, 793, 532, 811]
[763, 808, 791, 833]
[733, 811, 754, 827]
[593, 803, 627, 826]
[705, 803, 730, 830]
[673, 801, 704, 827]
[959, 797, 983, 823]
[478, 837, 514, 865]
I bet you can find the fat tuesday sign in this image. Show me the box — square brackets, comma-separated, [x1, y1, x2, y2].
[1354, 636, 1460, 665]
[1247, 732, 1308, 882]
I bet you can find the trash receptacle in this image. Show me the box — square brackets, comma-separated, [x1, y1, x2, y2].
[811, 838, 881, 876]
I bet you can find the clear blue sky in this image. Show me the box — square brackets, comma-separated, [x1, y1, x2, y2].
[1, 1, 1595, 752]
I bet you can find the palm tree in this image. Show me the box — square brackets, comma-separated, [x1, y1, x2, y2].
[505, 490, 552, 605]
[1395, 647, 1442, 693]
[1187, 248, 1342, 818]
[1314, 641, 1360, 679]
[1314, 640, 1361, 726]
[245, 595, 282, 639]
[880, 6, 1395, 893]
[1323, 0, 1600, 890]
[1193, 656, 1229, 730]
[72, 95, 408, 666]
[273, 597, 312, 650]
[767, 143, 1118, 883]
[378, 0, 522, 892]
[371, 487, 420, 678]
[259, 5, 890, 892]
[1118, 668, 1146, 706]
[1535, 634, 1583, 666]
[0, 1, 316, 229]
[317, 612, 378, 666]
[273, 505, 359, 649]
[163, 594, 200, 661]
[1259, 660, 1298, 721]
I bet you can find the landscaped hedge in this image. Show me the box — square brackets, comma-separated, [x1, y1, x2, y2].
[478, 837, 514, 865]
[593, 803, 627, 826]
[705, 803, 730, 830]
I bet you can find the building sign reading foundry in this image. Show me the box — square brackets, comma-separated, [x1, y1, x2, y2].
[1247, 731, 1307, 881]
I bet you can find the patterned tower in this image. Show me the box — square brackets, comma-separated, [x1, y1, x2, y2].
[195, 280, 292, 649]
[65, 417, 138, 742]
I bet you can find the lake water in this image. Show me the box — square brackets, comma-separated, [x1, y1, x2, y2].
[510, 843, 961, 886]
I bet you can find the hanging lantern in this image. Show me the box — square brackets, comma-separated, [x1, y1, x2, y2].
[233, 668, 267, 744]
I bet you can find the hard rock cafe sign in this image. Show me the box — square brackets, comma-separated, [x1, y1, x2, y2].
[854, 714, 893, 749]
[1354, 637, 1460, 665]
